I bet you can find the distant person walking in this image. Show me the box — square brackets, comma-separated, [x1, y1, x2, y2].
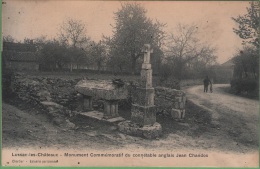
[209, 83, 213, 93]
[203, 76, 211, 93]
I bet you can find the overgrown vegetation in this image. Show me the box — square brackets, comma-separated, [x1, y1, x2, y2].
[231, 1, 259, 98]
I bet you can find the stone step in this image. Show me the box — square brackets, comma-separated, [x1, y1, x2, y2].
[79, 111, 125, 124]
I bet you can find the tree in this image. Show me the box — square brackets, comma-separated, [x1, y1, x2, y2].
[233, 46, 259, 79]
[59, 18, 90, 48]
[232, 1, 259, 81]
[165, 24, 216, 80]
[3, 35, 15, 42]
[38, 40, 70, 71]
[107, 3, 166, 74]
[232, 1, 260, 48]
[58, 18, 90, 71]
[88, 41, 107, 73]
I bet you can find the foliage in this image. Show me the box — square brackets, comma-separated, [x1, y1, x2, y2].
[88, 41, 107, 72]
[230, 78, 258, 94]
[38, 40, 70, 71]
[158, 63, 173, 82]
[233, 46, 259, 80]
[106, 3, 166, 74]
[58, 18, 91, 71]
[230, 2, 259, 97]
[232, 1, 260, 48]
[165, 24, 217, 80]
[3, 35, 15, 42]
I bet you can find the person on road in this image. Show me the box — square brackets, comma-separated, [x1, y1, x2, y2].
[203, 76, 211, 93]
[210, 82, 213, 93]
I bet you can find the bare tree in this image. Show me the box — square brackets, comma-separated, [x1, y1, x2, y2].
[58, 18, 90, 71]
[3, 35, 15, 42]
[59, 18, 90, 48]
[165, 24, 216, 80]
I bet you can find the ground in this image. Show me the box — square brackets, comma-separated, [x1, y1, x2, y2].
[185, 84, 259, 153]
[2, 81, 258, 153]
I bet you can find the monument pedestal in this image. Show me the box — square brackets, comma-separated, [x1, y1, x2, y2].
[131, 104, 157, 126]
[83, 95, 93, 111]
[118, 44, 162, 139]
[118, 121, 162, 139]
[104, 100, 119, 118]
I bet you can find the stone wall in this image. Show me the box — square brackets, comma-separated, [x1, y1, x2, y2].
[127, 84, 186, 120]
[154, 87, 186, 119]
[6, 73, 79, 128]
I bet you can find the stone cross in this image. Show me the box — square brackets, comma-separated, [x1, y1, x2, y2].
[142, 44, 153, 64]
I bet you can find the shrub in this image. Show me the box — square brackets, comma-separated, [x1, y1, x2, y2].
[2, 68, 15, 99]
[230, 78, 258, 94]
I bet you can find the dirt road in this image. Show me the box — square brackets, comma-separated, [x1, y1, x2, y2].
[185, 84, 259, 152]
[185, 84, 259, 118]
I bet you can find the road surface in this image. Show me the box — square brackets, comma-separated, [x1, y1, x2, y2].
[185, 84, 259, 152]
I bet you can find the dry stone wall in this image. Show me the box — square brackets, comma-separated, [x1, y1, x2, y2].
[8, 73, 79, 128]
[154, 87, 186, 119]
[127, 83, 186, 120]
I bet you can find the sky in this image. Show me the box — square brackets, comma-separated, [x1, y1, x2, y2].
[2, 1, 250, 64]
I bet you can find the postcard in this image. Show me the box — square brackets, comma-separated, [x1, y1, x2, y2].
[2, 0, 259, 167]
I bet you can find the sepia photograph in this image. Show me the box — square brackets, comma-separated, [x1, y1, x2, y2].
[1, 0, 259, 167]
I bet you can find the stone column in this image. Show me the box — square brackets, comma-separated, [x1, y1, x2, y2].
[131, 44, 157, 126]
[104, 100, 119, 118]
[83, 95, 93, 111]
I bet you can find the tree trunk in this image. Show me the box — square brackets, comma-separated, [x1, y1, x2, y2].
[178, 61, 183, 81]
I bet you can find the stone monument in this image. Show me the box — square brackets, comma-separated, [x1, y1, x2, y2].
[75, 80, 127, 122]
[131, 44, 156, 126]
[118, 44, 162, 139]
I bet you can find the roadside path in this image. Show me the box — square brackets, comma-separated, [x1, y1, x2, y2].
[184, 84, 259, 152]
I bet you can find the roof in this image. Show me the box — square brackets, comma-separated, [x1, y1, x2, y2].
[3, 51, 38, 62]
[221, 58, 235, 67]
[3, 42, 37, 52]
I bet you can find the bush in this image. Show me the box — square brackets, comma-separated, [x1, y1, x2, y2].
[230, 78, 258, 94]
[2, 68, 15, 99]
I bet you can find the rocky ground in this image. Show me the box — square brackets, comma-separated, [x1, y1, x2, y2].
[2, 73, 259, 154]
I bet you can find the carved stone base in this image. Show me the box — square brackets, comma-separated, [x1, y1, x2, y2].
[131, 104, 157, 126]
[104, 100, 119, 118]
[83, 96, 93, 111]
[118, 121, 162, 139]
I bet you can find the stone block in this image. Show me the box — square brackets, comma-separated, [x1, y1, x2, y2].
[118, 121, 162, 139]
[171, 109, 186, 119]
[179, 102, 184, 109]
[131, 104, 156, 126]
[104, 100, 119, 118]
[83, 96, 93, 111]
[171, 108, 181, 119]
[142, 63, 151, 70]
[132, 87, 155, 106]
[140, 69, 152, 88]
[173, 102, 179, 109]
[183, 96, 186, 103]
[181, 110, 185, 118]
[175, 96, 182, 102]
[75, 80, 128, 100]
